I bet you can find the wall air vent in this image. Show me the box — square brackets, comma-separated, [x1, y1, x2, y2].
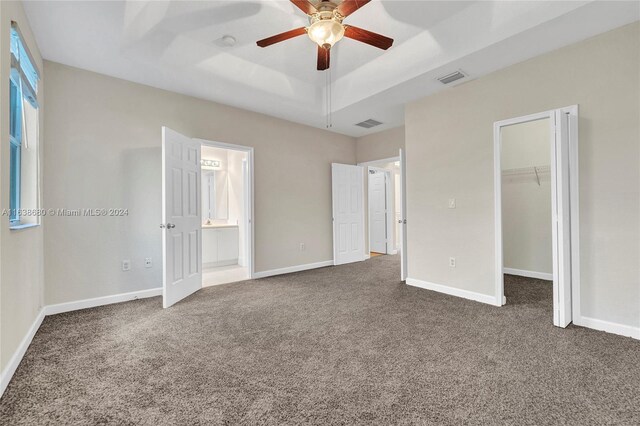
[437, 70, 466, 85]
[355, 119, 383, 129]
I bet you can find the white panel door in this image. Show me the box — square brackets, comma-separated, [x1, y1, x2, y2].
[332, 163, 365, 265]
[369, 170, 387, 253]
[162, 127, 202, 308]
[553, 111, 572, 327]
[399, 149, 408, 281]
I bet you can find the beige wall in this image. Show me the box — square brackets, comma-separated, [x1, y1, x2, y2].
[43, 61, 356, 305]
[356, 126, 405, 163]
[501, 119, 552, 275]
[0, 1, 45, 374]
[406, 22, 640, 328]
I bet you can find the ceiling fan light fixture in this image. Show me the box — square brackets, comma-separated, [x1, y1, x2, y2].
[307, 19, 344, 48]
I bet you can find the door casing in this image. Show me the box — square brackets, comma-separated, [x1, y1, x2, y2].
[196, 138, 255, 280]
[493, 105, 579, 327]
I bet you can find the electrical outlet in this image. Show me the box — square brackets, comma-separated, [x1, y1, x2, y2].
[144, 257, 152, 268]
[449, 257, 456, 268]
[448, 198, 456, 209]
[122, 260, 131, 271]
[299, 243, 306, 251]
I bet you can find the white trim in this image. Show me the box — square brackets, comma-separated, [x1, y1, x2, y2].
[406, 278, 501, 306]
[253, 260, 333, 279]
[503, 268, 553, 281]
[45, 288, 162, 316]
[399, 149, 407, 281]
[0, 308, 45, 398]
[563, 105, 581, 324]
[574, 316, 640, 340]
[196, 139, 255, 280]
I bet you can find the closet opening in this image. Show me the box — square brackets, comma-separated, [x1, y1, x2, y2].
[494, 106, 579, 327]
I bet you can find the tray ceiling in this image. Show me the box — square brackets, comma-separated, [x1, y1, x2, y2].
[24, 1, 640, 136]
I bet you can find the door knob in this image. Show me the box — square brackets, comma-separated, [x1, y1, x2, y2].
[167, 223, 176, 229]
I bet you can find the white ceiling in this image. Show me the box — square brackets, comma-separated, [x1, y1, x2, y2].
[23, 1, 640, 137]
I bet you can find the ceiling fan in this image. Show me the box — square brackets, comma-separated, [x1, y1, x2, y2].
[256, 0, 393, 71]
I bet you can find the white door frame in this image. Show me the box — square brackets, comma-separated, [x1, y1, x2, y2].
[196, 139, 255, 279]
[367, 166, 394, 255]
[399, 149, 407, 281]
[493, 105, 579, 327]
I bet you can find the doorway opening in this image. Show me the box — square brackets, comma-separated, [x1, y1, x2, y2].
[199, 141, 254, 287]
[494, 106, 579, 327]
[353, 150, 407, 281]
[162, 127, 255, 308]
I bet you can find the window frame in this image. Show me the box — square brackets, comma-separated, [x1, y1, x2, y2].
[9, 22, 40, 229]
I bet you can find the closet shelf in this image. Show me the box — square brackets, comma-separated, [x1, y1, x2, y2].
[502, 165, 550, 186]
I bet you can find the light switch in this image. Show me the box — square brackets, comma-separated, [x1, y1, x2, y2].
[448, 198, 456, 209]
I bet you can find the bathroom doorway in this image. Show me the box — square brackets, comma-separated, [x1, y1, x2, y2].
[199, 140, 254, 287]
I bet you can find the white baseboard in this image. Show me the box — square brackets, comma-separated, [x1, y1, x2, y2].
[1, 307, 46, 398]
[406, 277, 501, 306]
[253, 260, 333, 279]
[45, 288, 162, 316]
[503, 268, 553, 281]
[574, 315, 640, 340]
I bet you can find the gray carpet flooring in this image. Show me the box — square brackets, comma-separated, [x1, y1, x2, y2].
[1, 255, 639, 425]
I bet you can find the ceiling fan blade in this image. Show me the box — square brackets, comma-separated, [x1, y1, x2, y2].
[344, 25, 393, 50]
[257, 27, 307, 47]
[317, 46, 330, 71]
[337, 0, 371, 17]
[290, 0, 318, 15]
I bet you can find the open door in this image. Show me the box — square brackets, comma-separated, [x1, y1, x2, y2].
[332, 163, 365, 265]
[162, 127, 202, 308]
[553, 111, 572, 327]
[368, 169, 387, 254]
[399, 149, 408, 281]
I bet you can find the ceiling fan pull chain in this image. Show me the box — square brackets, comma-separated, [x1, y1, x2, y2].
[325, 67, 330, 128]
[325, 66, 333, 129]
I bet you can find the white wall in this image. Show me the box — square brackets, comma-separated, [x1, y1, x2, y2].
[43, 61, 356, 305]
[0, 0, 45, 376]
[501, 119, 552, 276]
[405, 22, 640, 329]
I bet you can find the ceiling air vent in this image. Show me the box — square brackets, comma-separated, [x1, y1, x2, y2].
[437, 70, 466, 85]
[355, 119, 383, 129]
